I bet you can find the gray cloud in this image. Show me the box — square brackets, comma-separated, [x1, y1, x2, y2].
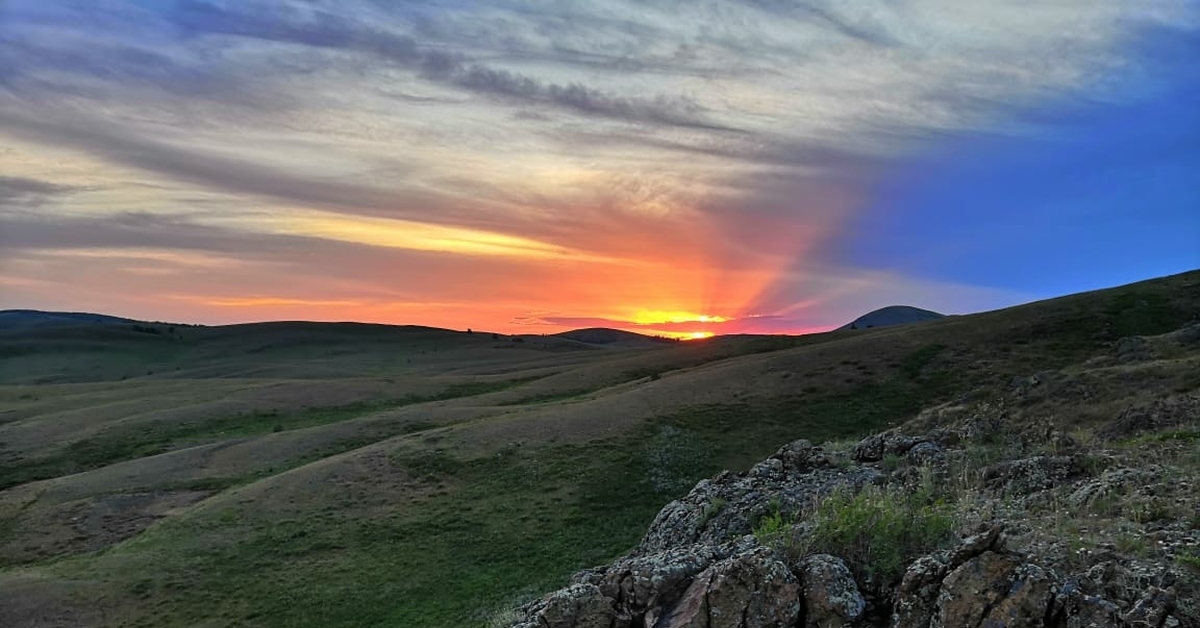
[0, 108, 467, 223]
[167, 0, 736, 131]
[0, 176, 75, 208]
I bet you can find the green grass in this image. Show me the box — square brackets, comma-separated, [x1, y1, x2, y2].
[805, 482, 956, 584]
[497, 388, 595, 406]
[39, 395, 861, 627]
[655, 346, 961, 472]
[56, 433, 687, 627]
[0, 379, 534, 491]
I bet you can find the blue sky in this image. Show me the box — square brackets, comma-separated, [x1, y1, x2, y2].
[0, 1, 1196, 335]
[852, 24, 1200, 298]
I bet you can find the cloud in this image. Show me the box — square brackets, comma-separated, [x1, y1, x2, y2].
[0, 175, 74, 207]
[165, 0, 734, 130]
[1, 0, 1196, 332]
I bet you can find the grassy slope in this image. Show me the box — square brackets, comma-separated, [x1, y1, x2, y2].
[0, 270, 1196, 627]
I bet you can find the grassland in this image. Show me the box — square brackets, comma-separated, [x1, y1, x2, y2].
[0, 270, 1197, 627]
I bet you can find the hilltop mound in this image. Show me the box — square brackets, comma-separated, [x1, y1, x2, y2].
[839, 305, 945, 330]
[0, 310, 139, 328]
[555, 327, 676, 347]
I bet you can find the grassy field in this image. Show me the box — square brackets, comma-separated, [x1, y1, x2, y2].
[0, 270, 1197, 626]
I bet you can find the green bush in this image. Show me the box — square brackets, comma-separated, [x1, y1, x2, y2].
[806, 483, 956, 583]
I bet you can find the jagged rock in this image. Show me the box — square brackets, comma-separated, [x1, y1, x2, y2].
[512, 583, 616, 628]
[635, 450, 882, 556]
[772, 439, 843, 473]
[892, 552, 950, 628]
[657, 547, 801, 628]
[1122, 587, 1176, 628]
[1068, 468, 1149, 508]
[932, 551, 1055, 628]
[904, 441, 946, 467]
[983, 456, 1083, 497]
[891, 527, 1003, 628]
[983, 562, 1056, 627]
[595, 544, 725, 623]
[1053, 582, 1123, 628]
[947, 527, 1004, 567]
[798, 554, 864, 628]
[853, 431, 924, 463]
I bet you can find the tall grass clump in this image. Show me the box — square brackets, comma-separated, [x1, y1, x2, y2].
[806, 483, 956, 584]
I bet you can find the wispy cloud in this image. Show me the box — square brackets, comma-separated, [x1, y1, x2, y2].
[0, 0, 1195, 331]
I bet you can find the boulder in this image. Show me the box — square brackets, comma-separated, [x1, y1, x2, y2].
[798, 554, 865, 628]
[1052, 582, 1123, 628]
[1122, 587, 1176, 628]
[983, 456, 1082, 497]
[656, 547, 801, 628]
[932, 551, 1055, 628]
[512, 583, 616, 628]
[635, 451, 882, 556]
[852, 431, 924, 463]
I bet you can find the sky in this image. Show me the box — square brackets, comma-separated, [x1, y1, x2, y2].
[0, 0, 1197, 339]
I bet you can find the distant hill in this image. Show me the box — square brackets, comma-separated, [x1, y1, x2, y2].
[0, 309, 140, 328]
[838, 305, 945, 330]
[554, 327, 676, 347]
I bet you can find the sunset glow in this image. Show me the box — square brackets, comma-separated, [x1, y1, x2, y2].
[1, 2, 1196, 337]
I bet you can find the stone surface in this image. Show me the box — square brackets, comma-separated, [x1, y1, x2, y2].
[657, 548, 801, 628]
[798, 554, 865, 628]
[512, 583, 615, 628]
[932, 551, 1057, 628]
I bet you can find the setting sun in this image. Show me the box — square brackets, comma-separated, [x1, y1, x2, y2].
[630, 310, 731, 325]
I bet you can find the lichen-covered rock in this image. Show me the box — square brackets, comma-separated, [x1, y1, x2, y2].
[891, 552, 950, 628]
[635, 449, 882, 556]
[1068, 467, 1149, 508]
[798, 554, 864, 628]
[595, 543, 725, 623]
[891, 527, 1003, 628]
[982, 562, 1056, 627]
[853, 431, 925, 462]
[1052, 582, 1123, 628]
[656, 547, 801, 628]
[771, 439, 845, 473]
[1122, 586, 1176, 628]
[932, 551, 1056, 628]
[904, 441, 946, 467]
[983, 456, 1083, 497]
[512, 583, 616, 628]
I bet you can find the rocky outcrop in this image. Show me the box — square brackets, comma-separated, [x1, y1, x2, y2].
[635, 440, 882, 556]
[509, 427, 1196, 628]
[655, 548, 801, 628]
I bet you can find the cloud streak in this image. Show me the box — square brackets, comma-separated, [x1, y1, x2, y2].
[0, 0, 1196, 334]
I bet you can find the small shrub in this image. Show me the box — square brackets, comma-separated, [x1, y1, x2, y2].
[698, 498, 727, 528]
[752, 501, 805, 559]
[881, 453, 902, 472]
[1114, 532, 1147, 555]
[1128, 499, 1172, 524]
[752, 508, 788, 545]
[1178, 551, 1200, 573]
[806, 484, 956, 584]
